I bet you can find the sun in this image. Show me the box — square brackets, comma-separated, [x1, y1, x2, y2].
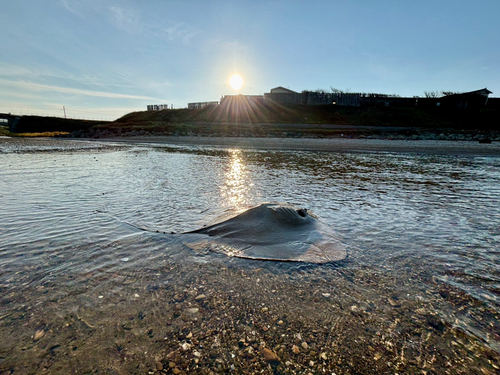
[229, 74, 243, 91]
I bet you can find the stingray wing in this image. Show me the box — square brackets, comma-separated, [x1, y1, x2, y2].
[184, 203, 347, 264]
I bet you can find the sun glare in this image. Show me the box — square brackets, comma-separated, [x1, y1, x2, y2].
[229, 74, 243, 91]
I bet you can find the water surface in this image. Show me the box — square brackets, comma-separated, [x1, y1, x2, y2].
[1, 137, 499, 374]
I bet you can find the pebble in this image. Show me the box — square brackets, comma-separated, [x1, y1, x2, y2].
[173, 368, 181, 375]
[186, 307, 199, 314]
[322, 293, 331, 297]
[155, 361, 163, 371]
[261, 307, 268, 312]
[262, 348, 280, 362]
[320, 352, 327, 360]
[195, 294, 206, 300]
[292, 345, 300, 354]
[34, 330, 44, 341]
[301, 342, 309, 350]
[169, 362, 176, 368]
[388, 297, 400, 307]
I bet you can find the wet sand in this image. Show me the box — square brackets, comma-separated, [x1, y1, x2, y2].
[2, 260, 500, 375]
[2, 136, 500, 156]
[104, 136, 500, 156]
[2, 259, 500, 375]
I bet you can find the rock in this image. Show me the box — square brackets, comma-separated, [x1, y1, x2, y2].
[262, 348, 280, 362]
[388, 297, 400, 307]
[195, 294, 206, 301]
[155, 361, 163, 371]
[169, 362, 176, 368]
[186, 307, 199, 314]
[292, 345, 300, 354]
[34, 330, 44, 341]
[320, 352, 327, 360]
[173, 368, 181, 375]
[301, 342, 309, 350]
[322, 293, 331, 297]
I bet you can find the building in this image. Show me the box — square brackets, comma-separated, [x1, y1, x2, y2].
[439, 88, 492, 109]
[264, 87, 342, 106]
[219, 95, 263, 105]
[188, 101, 219, 110]
[264, 86, 303, 105]
[147, 104, 170, 111]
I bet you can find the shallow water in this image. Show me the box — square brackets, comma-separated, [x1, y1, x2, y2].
[1, 138, 499, 374]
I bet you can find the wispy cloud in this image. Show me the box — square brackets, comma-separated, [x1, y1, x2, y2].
[0, 79, 165, 101]
[60, 0, 90, 18]
[107, 5, 200, 44]
[0, 62, 35, 78]
[157, 22, 201, 44]
[107, 5, 141, 33]
[61, 1, 201, 44]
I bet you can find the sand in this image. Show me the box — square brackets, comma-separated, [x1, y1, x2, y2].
[102, 136, 500, 156]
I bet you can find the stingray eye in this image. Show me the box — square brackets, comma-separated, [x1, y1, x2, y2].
[297, 209, 307, 217]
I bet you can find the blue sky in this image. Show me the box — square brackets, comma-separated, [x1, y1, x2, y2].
[1, 0, 499, 120]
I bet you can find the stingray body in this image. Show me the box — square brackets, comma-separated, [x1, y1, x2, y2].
[184, 203, 346, 263]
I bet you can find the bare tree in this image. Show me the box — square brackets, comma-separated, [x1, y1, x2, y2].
[424, 90, 441, 98]
[441, 90, 462, 96]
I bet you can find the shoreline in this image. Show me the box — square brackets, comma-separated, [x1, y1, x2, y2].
[99, 135, 500, 156]
[2, 135, 500, 156]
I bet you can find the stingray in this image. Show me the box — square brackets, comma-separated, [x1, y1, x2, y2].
[183, 203, 346, 263]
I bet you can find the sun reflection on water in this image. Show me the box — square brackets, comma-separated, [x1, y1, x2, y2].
[220, 149, 252, 212]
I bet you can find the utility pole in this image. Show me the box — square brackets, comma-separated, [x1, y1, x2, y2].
[63, 106, 67, 119]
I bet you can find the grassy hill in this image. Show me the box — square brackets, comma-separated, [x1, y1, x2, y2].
[7, 97, 500, 138]
[99, 98, 499, 137]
